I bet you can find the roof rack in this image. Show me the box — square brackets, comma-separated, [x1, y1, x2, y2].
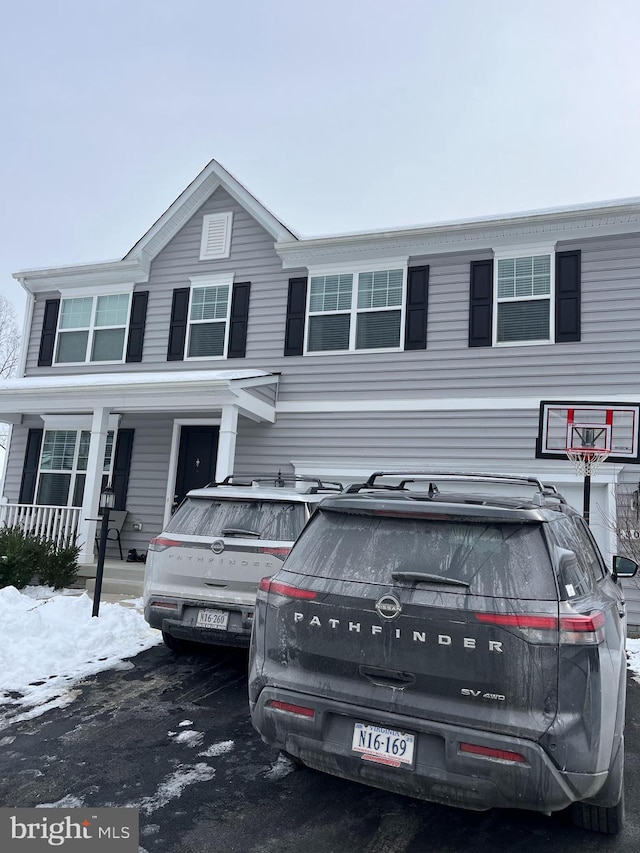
[212, 473, 343, 494]
[346, 470, 566, 507]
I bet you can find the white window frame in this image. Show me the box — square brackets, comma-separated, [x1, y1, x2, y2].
[35, 427, 117, 508]
[492, 244, 556, 347]
[54, 284, 134, 366]
[185, 273, 234, 361]
[200, 212, 233, 260]
[304, 258, 408, 355]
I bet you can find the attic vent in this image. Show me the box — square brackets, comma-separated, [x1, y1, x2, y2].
[200, 212, 233, 260]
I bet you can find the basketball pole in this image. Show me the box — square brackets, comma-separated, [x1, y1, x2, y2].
[583, 474, 591, 525]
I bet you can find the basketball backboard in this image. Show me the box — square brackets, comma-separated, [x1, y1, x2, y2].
[536, 401, 640, 463]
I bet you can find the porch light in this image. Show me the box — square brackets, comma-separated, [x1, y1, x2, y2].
[100, 485, 115, 511]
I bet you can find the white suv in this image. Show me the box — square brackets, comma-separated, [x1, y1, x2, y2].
[143, 475, 342, 652]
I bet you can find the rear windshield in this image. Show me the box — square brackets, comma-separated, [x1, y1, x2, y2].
[284, 510, 556, 599]
[166, 498, 306, 541]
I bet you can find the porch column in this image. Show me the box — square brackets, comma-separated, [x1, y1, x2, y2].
[215, 405, 239, 481]
[77, 407, 110, 565]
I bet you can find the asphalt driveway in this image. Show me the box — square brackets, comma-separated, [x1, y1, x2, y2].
[1, 643, 639, 853]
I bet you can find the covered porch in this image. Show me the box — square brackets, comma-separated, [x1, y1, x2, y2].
[0, 369, 278, 565]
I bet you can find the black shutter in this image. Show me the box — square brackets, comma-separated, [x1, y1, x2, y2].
[555, 250, 581, 343]
[19, 428, 43, 504]
[468, 259, 494, 347]
[167, 288, 190, 361]
[404, 265, 429, 350]
[228, 282, 251, 358]
[38, 299, 60, 366]
[125, 291, 149, 363]
[112, 429, 134, 511]
[284, 277, 308, 356]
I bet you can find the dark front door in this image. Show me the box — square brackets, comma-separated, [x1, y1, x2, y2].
[174, 426, 219, 509]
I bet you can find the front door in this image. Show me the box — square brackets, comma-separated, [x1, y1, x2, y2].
[174, 426, 219, 509]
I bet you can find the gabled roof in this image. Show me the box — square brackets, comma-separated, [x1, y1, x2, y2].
[13, 159, 298, 291]
[123, 158, 298, 264]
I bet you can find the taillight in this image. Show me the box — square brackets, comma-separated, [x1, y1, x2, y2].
[150, 600, 178, 609]
[258, 547, 291, 558]
[266, 700, 315, 718]
[475, 610, 605, 645]
[459, 742, 526, 764]
[258, 577, 317, 600]
[148, 537, 182, 552]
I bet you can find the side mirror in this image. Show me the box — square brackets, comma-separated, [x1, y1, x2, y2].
[613, 555, 638, 580]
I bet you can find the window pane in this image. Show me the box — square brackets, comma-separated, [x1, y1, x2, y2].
[497, 300, 550, 342]
[190, 286, 229, 321]
[188, 322, 226, 357]
[308, 314, 350, 351]
[358, 270, 403, 309]
[91, 328, 125, 361]
[37, 473, 71, 506]
[56, 330, 88, 363]
[59, 298, 93, 329]
[95, 294, 129, 327]
[309, 275, 353, 312]
[498, 255, 550, 299]
[41, 431, 76, 471]
[167, 498, 306, 541]
[356, 310, 401, 349]
[77, 430, 115, 471]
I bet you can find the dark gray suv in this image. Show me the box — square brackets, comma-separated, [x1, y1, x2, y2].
[249, 472, 638, 834]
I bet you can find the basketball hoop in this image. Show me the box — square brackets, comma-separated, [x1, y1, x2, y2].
[566, 448, 611, 478]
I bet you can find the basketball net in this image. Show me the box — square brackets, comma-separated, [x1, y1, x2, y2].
[566, 448, 610, 478]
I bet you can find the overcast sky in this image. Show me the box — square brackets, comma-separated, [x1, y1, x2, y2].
[2, 0, 639, 324]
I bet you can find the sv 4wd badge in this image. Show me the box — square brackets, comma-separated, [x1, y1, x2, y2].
[461, 688, 506, 701]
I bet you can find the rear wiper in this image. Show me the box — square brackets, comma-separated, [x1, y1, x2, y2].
[221, 527, 261, 537]
[391, 571, 469, 588]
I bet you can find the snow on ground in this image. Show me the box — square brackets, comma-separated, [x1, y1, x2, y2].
[626, 638, 640, 684]
[0, 584, 162, 729]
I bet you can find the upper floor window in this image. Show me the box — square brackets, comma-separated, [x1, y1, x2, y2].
[186, 275, 232, 359]
[494, 254, 552, 345]
[307, 267, 405, 353]
[55, 293, 131, 364]
[200, 212, 233, 260]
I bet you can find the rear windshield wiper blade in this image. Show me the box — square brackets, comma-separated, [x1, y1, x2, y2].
[391, 571, 470, 588]
[221, 527, 261, 537]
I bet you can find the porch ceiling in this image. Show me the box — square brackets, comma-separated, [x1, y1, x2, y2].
[0, 369, 278, 423]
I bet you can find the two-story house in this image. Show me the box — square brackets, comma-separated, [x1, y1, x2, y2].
[1, 159, 640, 573]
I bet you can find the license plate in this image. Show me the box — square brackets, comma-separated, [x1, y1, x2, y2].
[196, 609, 229, 629]
[351, 722, 415, 767]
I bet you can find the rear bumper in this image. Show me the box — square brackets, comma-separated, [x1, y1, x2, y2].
[250, 687, 606, 814]
[145, 596, 253, 648]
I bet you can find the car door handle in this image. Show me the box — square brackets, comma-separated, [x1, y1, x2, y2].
[359, 665, 416, 689]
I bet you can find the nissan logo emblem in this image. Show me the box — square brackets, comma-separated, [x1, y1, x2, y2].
[211, 540, 225, 554]
[375, 593, 402, 620]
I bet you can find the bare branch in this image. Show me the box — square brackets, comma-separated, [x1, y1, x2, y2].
[0, 295, 20, 380]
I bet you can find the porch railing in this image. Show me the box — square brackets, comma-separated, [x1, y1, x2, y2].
[0, 503, 82, 549]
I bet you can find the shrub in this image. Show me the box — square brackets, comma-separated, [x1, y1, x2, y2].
[0, 526, 79, 590]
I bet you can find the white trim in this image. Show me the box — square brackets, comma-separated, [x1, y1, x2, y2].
[492, 242, 557, 260]
[164, 417, 222, 527]
[42, 414, 122, 431]
[307, 256, 409, 276]
[199, 212, 233, 260]
[277, 395, 547, 414]
[17, 293, 34, 377]
[59, 282, 135, 299]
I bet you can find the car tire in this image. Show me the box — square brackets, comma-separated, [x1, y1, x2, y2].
[569, 789, 625, 835]
[162, 630, 187, 653]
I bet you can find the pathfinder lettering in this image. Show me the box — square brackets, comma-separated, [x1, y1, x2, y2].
[293, 613, 503, 652]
